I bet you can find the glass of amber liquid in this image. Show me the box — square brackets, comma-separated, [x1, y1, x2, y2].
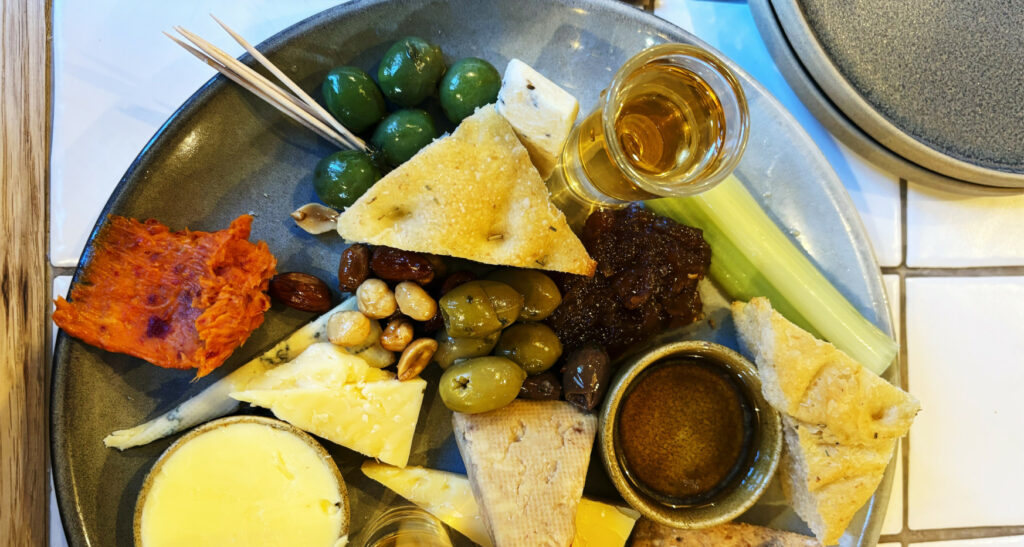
[549, 43, 749, 223]
[362, 506, 453, 547]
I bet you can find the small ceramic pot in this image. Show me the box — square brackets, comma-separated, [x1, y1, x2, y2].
[598, 340, 781, 529]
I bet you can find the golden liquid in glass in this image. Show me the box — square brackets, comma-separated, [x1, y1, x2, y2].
[574, 61, 728, 201]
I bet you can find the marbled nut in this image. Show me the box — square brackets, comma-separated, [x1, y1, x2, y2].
[356, 278, 397, 319]
[380, 317, 414, 352]
[327, 310, 372, 347]
[397, 338, 438, 381]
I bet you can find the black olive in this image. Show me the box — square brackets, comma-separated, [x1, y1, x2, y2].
[561, 344, 611, 411]
[519, 371, 562, 400]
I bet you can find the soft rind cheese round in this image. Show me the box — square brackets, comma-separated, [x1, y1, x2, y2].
[136, 416, 348, 547]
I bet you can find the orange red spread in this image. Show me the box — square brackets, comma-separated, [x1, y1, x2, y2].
[53, 215, 276, 377]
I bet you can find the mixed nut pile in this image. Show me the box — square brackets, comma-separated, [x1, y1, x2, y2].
[269, 243, 614, 415]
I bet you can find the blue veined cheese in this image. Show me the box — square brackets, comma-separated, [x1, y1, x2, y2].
[495, 58, 579, 179]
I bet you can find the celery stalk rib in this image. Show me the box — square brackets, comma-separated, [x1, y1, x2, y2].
[646, 175, 897, 374]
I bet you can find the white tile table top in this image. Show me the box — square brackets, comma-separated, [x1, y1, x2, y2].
[50, 0, 346, 267]
[907, 182, 1024, 268]
[49, 1, 1024, 546]
[907, 277, 1024, 530]
[914, 538, 1024, 547]
[881, 274, 903, 536]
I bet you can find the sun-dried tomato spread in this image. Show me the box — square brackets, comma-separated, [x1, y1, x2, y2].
[547, 206, 711, 358]
[53, 215, 276, 377]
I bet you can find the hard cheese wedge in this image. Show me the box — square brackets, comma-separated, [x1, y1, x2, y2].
[495, 58, 579, 180]
[242, 342, 392, 391]
[361, 462, 491, 546]
[452, 400, 597, 547]
[232, 381, 425, 468]
[361, 462, 638, 547]
[336, 105, 595, 276]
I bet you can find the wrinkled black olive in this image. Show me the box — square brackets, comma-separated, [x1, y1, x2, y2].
[561, 344, 611, 411]
[518, 371, 562, 400]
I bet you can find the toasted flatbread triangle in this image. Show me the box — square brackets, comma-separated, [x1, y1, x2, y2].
[336, 105, 595, 276]
[731, 297, 919, 444]
[452, 400, 597, 547]
[631, 519, 819, 547]
[732, 297, 918, 545]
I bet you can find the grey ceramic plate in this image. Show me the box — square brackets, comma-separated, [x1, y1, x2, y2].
[750, 0, 1024, 196]
[51, 1, 895, 545]
[767, 0, 1024, 189]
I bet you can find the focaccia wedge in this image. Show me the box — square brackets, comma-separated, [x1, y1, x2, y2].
[336, 105, 595, 276]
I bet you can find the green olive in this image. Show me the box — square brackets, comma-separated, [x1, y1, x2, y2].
[313, 150, 381, 209]
[494, 323, 563, 375]
[433, 329, 500, 370]
[377, 36, 445, 107]
[439, 356, 526, 414]
[439, 280, 524, 338]
[370, 109, 438, 167]
[485, 270, 562, 321]
[321, 66, 386, 133]
[439, 57, 502, 123]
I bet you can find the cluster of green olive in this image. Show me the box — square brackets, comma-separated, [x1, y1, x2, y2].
[435, 271, 564, 414]
[313, 36, 502, 210]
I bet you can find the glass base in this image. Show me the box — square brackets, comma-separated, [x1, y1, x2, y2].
[546, 160, 628, 230]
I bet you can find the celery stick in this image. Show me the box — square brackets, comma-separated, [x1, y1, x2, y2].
[646, 175, 897, 374]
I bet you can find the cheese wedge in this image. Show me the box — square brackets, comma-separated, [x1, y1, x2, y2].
[361, 462, 491, 546]
[336, 105, 595, 276]
[360, 462, 638, 547]
[571, 498, 640, 547]
[495, 58, 579, 179]
[452, 400, 597, 547]
[232, 380, 425, 468]
[243, 342, 392, 391]
[731, 297, 919, 545]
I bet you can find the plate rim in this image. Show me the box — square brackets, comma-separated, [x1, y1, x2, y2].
[51, 1, 895, 545]
[749, 0, 1024, 197]
[772, 0, 1024, 188]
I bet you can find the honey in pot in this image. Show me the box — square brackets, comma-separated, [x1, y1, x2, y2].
[616, 357, 755, 505]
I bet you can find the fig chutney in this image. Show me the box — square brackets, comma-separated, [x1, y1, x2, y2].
[616, 357, 755, 505]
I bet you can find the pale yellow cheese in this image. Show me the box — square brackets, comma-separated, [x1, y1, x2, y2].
[361, 462, 638, 547]
[243, 342, 392, 391]
[571, 499, 640, 547]
[362, 461, 491, 546]
[233, 380, 426, 467]
[138, 421, 347, 547]
[495, 58, 579, 179]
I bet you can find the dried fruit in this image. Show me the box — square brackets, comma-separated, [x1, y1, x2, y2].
[338, 244, 371, 292]
[397, 338, 438, 381]
[439, 270, 476, 296]
[269, 272, 332, 313]
[370, 246, 434, 284]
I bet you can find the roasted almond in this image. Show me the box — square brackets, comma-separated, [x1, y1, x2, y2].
[268, 272, 332, 313]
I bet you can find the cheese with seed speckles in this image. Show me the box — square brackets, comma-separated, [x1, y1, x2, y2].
[244, 342, 392, 391]
[495, 58, 579, 179]
[453, 400, 597, 547]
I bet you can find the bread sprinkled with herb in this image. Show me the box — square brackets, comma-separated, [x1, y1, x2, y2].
[631, 519, 820, 546]
[336, 105, 595, 276]
[731, 297, 919, 545]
